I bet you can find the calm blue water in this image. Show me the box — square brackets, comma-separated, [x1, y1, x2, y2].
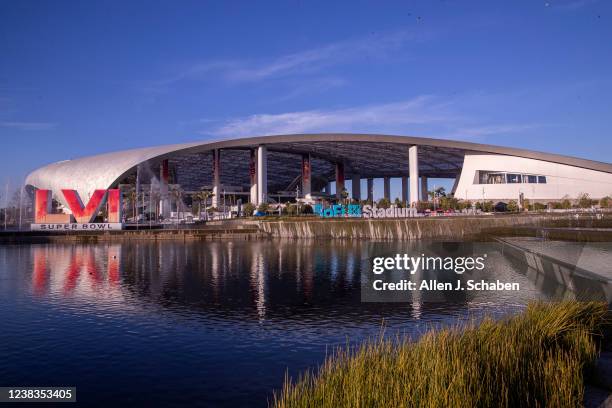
[0, 240, 597, 407]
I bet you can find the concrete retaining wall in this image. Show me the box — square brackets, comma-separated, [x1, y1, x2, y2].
[259, 215, 596, 240]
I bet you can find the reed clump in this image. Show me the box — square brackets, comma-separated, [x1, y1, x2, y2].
[272, 301, 608, 408]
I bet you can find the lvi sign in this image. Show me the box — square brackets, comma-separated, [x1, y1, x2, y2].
[31, 189, 123, 231]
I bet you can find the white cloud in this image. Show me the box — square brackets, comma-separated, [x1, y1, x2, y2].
[275, 77, 348, 102]
[547, 0, 599, 10]
[442, 124, 541, 138]
[225, 30, 417, 82]
[207, 96, 460, 137]
[0, 121, 57, 131]
[150, 30, 425, 89]
[202, 95, 541, 140]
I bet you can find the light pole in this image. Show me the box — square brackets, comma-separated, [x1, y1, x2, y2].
[4, 181, 8, 231]
[18, 183, 23, 231]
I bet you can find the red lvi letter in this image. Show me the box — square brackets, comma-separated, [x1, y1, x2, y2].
[106, 189, 121, 223]
[34, 189, 71, 223]
[62, 189, 108, 224]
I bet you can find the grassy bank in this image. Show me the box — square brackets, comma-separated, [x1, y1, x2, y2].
[272, 301, 609, 408]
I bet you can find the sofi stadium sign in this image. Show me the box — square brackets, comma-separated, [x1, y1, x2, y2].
[31, 189, 123, 231]
[315, 204, 417, 218]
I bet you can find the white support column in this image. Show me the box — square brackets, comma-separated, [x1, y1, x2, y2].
[212, 149, 221, 208]
[351, 174, 361, 201]
[335, 162, 345, 200]
[257, 146, 267, 204]
[383, 177, 391, 201]
[301, 154, 312, 199]
[421, 176, 428, 202]
[401, 176, 408, 205]
[367, 178, 374, 203]
[409, 145, 419, 206]
[249, 149, 258, 205]
[160, 159, 170, 218]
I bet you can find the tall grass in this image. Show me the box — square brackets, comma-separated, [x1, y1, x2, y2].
[272, 301, 608, 408]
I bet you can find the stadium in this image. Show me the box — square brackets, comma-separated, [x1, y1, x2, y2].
[25, 133, 612, 218]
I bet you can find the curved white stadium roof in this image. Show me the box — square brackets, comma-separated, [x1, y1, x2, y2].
[26, 133, 612, 199]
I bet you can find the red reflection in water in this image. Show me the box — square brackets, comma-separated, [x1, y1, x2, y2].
[30, 247, 121, 296]
[108, 248, 120, 286]
[63, 252, 84, 294]
[32, 250, 48, 296]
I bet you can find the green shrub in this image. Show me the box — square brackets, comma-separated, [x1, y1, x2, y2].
[577, 193, 593, 209]
[507, 200, 518, 212]
[377, 198, 391, 209]
[457, 200, 470, 211]
[561, 196, 572, 209]
[416, 201, 432, 212]
[533, 202, 547, 211]
[273, 301, 608, 408]
[242, 203, 255, 216]
[284, 203, 297, 216]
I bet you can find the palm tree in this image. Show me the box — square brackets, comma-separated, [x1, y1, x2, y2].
[127, 186, 137, 221]
[193, 190, 213, 220]
[169, 186, 183, 222]
[340, 188, 349, 205]
[150, 190, 161, 221]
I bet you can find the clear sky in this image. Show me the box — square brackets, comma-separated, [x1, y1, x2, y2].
[0, 0, 611, 197]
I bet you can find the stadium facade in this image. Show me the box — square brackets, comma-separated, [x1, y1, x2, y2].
[25, 134, 612, 213]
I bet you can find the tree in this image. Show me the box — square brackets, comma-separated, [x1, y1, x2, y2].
[416, 200, 432, 212]
[457, 200, 470, 211]
[340, 188, 349, 204]
[302, 204, 313, 214]
[150, 190, 160, 221]
[428, 187, 446, 201]
[169, 186, 183, 220]
[243, 202, 255, 216]
[394, 198, 404, 208]
[285, 203, 298, 216]
[533, 202, 547, 211]
[600, 196, 612, 208]
[193, 190, 213, 218]
[507, 200, 518, 212]
[377, 197, 391, 209]
[577, 193, 592, 209]
[560, 195, 572, 209]
[127, 186, 137, 220]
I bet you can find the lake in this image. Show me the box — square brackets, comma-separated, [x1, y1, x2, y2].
[0, 240, 601, 407]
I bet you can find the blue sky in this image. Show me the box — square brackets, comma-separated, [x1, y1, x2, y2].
[0, 0, 611, 197]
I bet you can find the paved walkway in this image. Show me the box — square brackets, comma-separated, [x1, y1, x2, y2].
[500, 237, 612, 281]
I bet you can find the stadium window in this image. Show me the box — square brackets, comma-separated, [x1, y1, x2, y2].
[488, 172, 505, 184]
[526, 175, 537, 183]
[477, 171, 506, 184]
[538, 176, 547, 184]
[506, 173, 521, 183]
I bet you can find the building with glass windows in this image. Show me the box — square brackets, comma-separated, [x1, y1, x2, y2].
[25, 134, 612, 210]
